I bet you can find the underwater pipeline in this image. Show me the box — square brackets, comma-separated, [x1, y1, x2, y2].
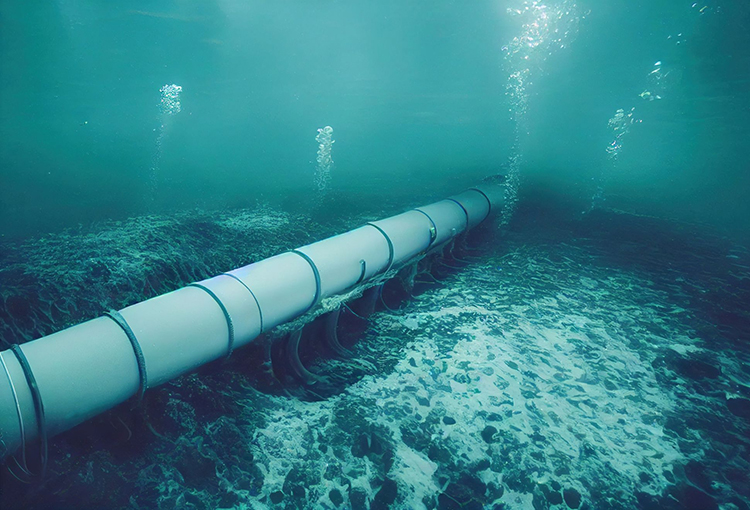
[0, 184, 504, 469]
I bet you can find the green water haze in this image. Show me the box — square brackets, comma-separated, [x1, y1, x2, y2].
[1, 0, 748, 239]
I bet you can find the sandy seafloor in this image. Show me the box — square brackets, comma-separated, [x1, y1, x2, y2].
[1, 202, 749, 510]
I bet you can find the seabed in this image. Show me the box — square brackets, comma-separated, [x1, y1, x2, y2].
[1, 203, 748, 510]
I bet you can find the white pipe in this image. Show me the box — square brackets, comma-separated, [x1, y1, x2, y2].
[0, 184, 502, 462]
[226, 252, 316, 332]
[369, 210, 434, 265]
[296, 225, 391, 299]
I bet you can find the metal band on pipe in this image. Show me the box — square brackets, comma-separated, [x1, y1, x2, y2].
[9, 344, 47, 480]
[447, 198, 470, 230]
[413, 208, 438, 248]
[291, 250, 322, 312]
[104, 310, 148, 405]
[468, 187, 493, 219]
[223, 273, 265, 333]
[366, 222, 395, 273]
[0, 351, 28, 473]
[187, 283, 235, 358]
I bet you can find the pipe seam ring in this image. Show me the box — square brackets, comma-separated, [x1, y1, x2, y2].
[104, 310, 148, 406]
[291, 250, 322, 313]
[366, 223, 395, 274]
[467, 187, 493, 220]
[413, 209, 438, 248]
[223, 273, 265, 333]
[9, 344, 48, 479]
[0, 351, 27, 463]
[446, 198, 470, 230]
[187, 283, 235, 358]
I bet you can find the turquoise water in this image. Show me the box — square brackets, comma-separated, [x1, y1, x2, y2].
[1, 1, 748, 239]
[1, 1, 750, 509]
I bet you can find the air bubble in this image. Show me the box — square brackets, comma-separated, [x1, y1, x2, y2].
[314, 126, 335, 192]
[159, 84, 182, 116]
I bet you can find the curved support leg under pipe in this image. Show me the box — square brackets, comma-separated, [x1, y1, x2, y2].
[359, 286, 380, 317]
[416, 271, 444, 285]
[436, 259, 464, 270]
[446, 239, 474, 264]
[324, 309, 352, 358]
[403, 263, 418, 292]
[377, 284, 399, 313]
[448, 237, 482, 261]
[286, 329, 322, 385]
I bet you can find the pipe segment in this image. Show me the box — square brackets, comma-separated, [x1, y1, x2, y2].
[118, 287, 236, 388]
[296, 226, 391, 299]
[449, 189, 492, 229]
[189, 274, 264, 352]
[0, 183, 503, 463]
[226, 252, 317, 332]
[415, 199, 468, 246]
[369, 210, 435, 265]
[2, 317, 140, 441]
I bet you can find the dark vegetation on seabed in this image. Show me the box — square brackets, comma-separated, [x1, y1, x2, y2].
[0, 194, 748, 510]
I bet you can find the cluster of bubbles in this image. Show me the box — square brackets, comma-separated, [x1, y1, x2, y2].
[159, 84, 183, 116]
[589, 57, 680, 212]
[502, 0, 584, 222]
[505, 0, 583, 59]
[606, 107, 639, 161]
[587, 0, 715, 212]
[690, 2, 720, 16]
[314, 126, 335, 192]
[148, 84, 183, 204]
[589, 107, 640, 210]
[639, 61, 682, 102]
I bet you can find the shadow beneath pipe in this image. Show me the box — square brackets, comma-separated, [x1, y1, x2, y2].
[264, 229, 495, 401]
